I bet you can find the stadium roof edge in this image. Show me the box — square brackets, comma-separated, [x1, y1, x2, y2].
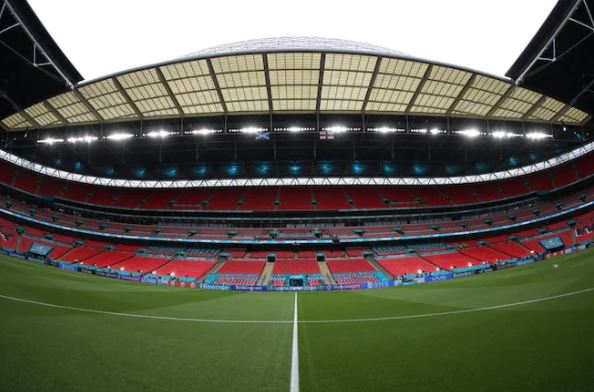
[78, 36, 513, 88]
[6, 0, 83, 85]
[506, 0, 580, 80]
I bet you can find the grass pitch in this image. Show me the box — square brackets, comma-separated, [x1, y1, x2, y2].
[1, 250, 593, 392]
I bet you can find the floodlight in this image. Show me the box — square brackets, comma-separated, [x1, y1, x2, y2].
[429, 128, 441, 135]
[147, 130, 170, 138]
[107, 132, 134, 141]
[37, 137, 64, 145]
[377, 127, 399, 134]
[459, 128, 480, 138]
[327, 125, 348, 133]
[239, 127, 266, 134]
[417, 269, 422, 274]
[525, 131, 552, 140]
[288, 126, 303, 133]
[189, 129, 216, 136]
[67, 135, 97, 144]
[467, 262, 472, 267]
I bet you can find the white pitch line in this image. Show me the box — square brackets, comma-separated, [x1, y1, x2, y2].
[0, 287, 592, 324]
[290, 292, 300, 392]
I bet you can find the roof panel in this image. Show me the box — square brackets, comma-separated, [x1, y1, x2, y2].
[181, 103, 224, 115]
[126, 83, 169, 101]
[273, 99, 317, 111]
[422, 80, 464, 97]
[48, 92, 95, 123]
[373, 74, 421, 91]
[79, 79, 118, 99]
[269, 70, 319, 85]
[320, 99, 364, 111]
[117, 69, 160, 88]
[267, 52, 321, 70]
[378, 58, 428, 77]
[24, 102, 60, 126]
[135, 97, 177, 114]
[211, 54, 264, 73]
[560, 107, 589, 123]
[452, 101, 492, 116]
[271, 85, 318, 100]
[321, 86, 367, 101]
[323, 70, 373, 87]
[216, 71, 266, 88]
[531, 97, 564, 121]
[160, 60, 211, 79]
[2, 112, 32, 129]
[167, 77, 216, 94]
[226, 100, 269, 112]
[368, 89, 414, 104]
[324, 53, 377, 72]
[97, 104, 136, 120]
[177, 91, 221, 106]
[222, 87, 268, 102]
[366, 101, 408, 112]
[429, 65, 472, 85]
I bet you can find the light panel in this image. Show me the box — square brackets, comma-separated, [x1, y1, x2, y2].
[24, 103, 60, 126]
[211, 54, 264, 73]
[2, 112, 32, 129]
[530, 97, 565, 121]
[494, 88, 542, 119]
[48, 92, 96, 123]
[267, 53, 321, 70]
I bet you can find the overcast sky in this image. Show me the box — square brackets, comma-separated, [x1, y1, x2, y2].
[28, 0, 557, 82]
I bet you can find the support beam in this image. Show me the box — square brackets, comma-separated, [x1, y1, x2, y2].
[42, 101, 68, 125]
[514, 0, 582, 83]
[2, 0, 75, 89]
[446, 74, 476, 115]
[0, 89, 40, 128]
[406, 64, 433, 114]
[486, 85, 515, 118]
[155, 68, 184, 116]
[263, 54, 274, 112]
[315, 53, 326, 113]
[522, 95, 547, 120]
[362, 57, 382, 112]
[73, 90, 104, 123]
[112, 78, 143, 119]
[207, 58, 228, 113]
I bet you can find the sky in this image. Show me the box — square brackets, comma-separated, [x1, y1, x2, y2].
[28, 0, 557, 82]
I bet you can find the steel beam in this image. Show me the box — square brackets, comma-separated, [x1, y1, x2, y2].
[446, 74, 476, 115]
[406, 64, 433, 114]
[207, 58, 228, 113]
[155, 67, 184, 116]
[362, 57, 382, 112]
[112, 78, 143, 119]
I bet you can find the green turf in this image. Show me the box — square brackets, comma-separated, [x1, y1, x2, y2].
[1, 250, 593, 391]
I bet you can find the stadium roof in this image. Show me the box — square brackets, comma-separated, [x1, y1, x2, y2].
[1, 36, 591, 131]
[0, 0, 82, 121]
[507, 0, 594, 125]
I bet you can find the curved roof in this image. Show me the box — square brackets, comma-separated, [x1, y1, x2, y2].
[180, 37, 409, 59]
[1, 37, 590, 131]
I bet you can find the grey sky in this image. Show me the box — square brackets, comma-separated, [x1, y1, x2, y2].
[28, 0, 557, 81]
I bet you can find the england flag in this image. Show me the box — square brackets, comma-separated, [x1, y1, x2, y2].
[319, 130, 334, 140]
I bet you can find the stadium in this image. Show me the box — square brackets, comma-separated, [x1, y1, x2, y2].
[1, 0, 594, 390]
